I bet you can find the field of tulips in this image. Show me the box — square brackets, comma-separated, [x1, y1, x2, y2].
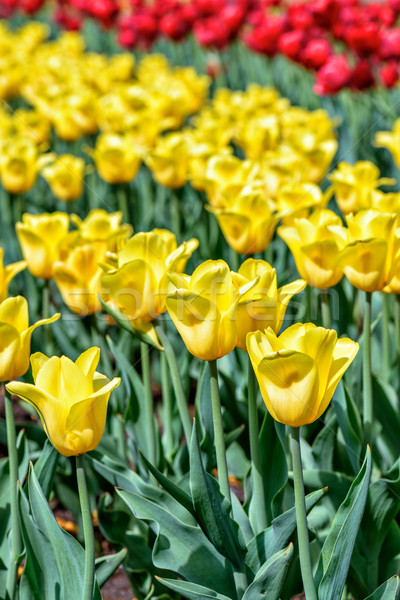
[2, 3, 400, 600]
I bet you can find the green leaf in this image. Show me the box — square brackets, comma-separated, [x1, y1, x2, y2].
[95, 547, 128, 588]
[33, 439, 59, 498]
[117, 488, 236, 597]
[318, 447, 372, 600]
[157, 578, 232, 600]
[189, 422, 244, 569]
[312, 410, 337, 472]
[332, 382, 362, 474]
[99, 296, 163, 350]
[373, 377, 400, 464]
[242, 544, 293, 600]
[364, 576, 400, 600]
[246, 488, 326, 575]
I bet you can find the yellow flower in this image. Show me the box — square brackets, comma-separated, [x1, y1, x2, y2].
[339, 210, 397, 292]
[54, 243, 105, 316]
[208, 189, 278, 255]
[0, 248, 26, 302]
[101, 230, 198, 344]
[40, 154, 85, 202]
[6, 347, 120, 456]
[52, 90, 98, 142]
[166, 260, 244, 361]
[16, 212, 70, 280]
[201, 155, 259, 208]
[145, 133, 189, 189]
[89, 133, 141, 184]
[247, 323, 358, 427]
[232, 259, 306, 350]
[71, 209, 132, 253]
[13, 108, 51, 146]
[278, 209, 348, 289]
[0, 136, 41, 194]
[0, 295, 59, 382]
[276, 182, 328, 224]
[328, 161, 395, 215]
[375, 118, 400, 169]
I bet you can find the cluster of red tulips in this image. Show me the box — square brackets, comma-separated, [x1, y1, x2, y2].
[4, 0, 400, 93]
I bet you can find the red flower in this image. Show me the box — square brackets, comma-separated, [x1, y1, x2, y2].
[278, 30, 304, 60]
[314, 54, 352, 95]
[350, 59, 375, 90]
[380, 61, 399, 87]
[301, 38, 331, 69]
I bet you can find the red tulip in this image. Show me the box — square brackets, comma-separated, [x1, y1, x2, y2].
[314, 54, 351, 95]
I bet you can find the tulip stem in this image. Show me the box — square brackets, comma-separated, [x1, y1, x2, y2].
[382, 293, 391, 381]
[42, 279, 53, 355]
[290, 427, 317, 600]
[76, 454, 96, 600]
[116, 184, 129, 222]
[154, 324, 192, 444]
[363, 292, 373, 447]
[320, 290, 331, 329]
[209, 360, 231, 503]
[247, 357, 268, 533]
[5, 388, 21, 600]
[141, 342, 157, 467]
[161, 350, 174, 459]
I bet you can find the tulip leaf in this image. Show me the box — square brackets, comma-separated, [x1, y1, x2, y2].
[246, 487, 326, 575]
[99, 296, 163, 350]
[33, 439, 59, 499]
[332, 381, 362, 474]
[157, 577, 232, 600]
[95, 547, 128, 588]
[364, 576, 400, 600]
[318, 447, 372, 600]
[372, 377, 400, 464]
[189, 421, 245, 569]
[117, 487, 237, 597]
[139, 450, 195, 516]
[242, 544, 293, 600]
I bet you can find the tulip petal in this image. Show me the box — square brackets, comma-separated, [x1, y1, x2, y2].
[300, 239, 343, 288]
[76, 347, 100, 380]
[0, 323, 21, 382]
[255, 350, 320, 427]
[276, 279, 307, 329]
[339, 239, 389, 292]
[0, 295, 28, 333]
[16, 313, 60, 380]
[31, 351, 51, 382]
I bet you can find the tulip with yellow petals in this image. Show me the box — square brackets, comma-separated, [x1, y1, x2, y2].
[6, 347, 120, 600]
[328, 161, 395, 215]
[89, 133, 141, 184]
[276, 182, 327, 224]
[0, 136, 41, 195]
[40, 154, 85, 202]
[278, 209, 348, 290]
[16, 212, 70, 279]
[375, 118, 400, 169]
[247, 323, 358, 598]
[145, 133, 189, 189]
[0, 248, 26, 302]
[71, 209, 132, 253]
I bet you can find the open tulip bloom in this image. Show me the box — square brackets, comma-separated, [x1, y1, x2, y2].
[6, 347, 120, 456]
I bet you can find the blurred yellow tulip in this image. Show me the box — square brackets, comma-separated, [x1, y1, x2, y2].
[145, 133, 189, 189]
[339, 210, 397, 292]
[0, 136, 41, 195]
[247, 323, 358, 427]
[166, 259, 245, 361]
[6, 347, 120, 456]
[71, 209, 132, 252]
[40, 154, 85, 202]
[89, 133, 141, 184]
[276, 182, 327, 224]
[0, 248, 26, 302]
[232, 259, 306, 350]
[0, 295, 59, 382]
[375, 118, 400, 169]
[278, 209, 348, 289]
[101, 229, 198, 344]
[16, 212, 70, 280]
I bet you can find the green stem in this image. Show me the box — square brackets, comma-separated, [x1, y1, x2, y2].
[229, 246, 240, 271]
[42, 279, 53, 354]
[161, 351, 174, 459]
[154, 325, 192, 444]
[141, 342, 156, 466]
[290, 427, 317, 600]
[305, 286, 312, 322]
[171, 190, 181, 241]
[395, 295, 400, 383]
[382, 293, 391, 381]
[209, 360, 231, 502]
[363, 292, 373, 447]
[247, 357, 268, 533]
[116, 184, 129, 222]
[5, 388, 21, 600]
[320, 290, 331, 329]
[76, 455, 96, 600]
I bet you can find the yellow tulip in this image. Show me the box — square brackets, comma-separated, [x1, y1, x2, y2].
[232, 259, 306, 350]
[145, 133, 189, 189]
[276, 182, 327, 224]
[383, 233, 400, 294]
[201, 155, 259, 208]
[247, 323, 358, 427]
[328, 161, 395, 215]
[13, 108, 51, 146]
[16, 212, 70, 280]
[89, 132, 141, 184]
[0, 295, 59, 382]
[6, 347, 120, 456]
[375, 118, 400, 169]
[0, 136, 41, 195]
[278, 209, 348, 289]
[0, 248, 26, 302]
[166, 260, 244, 361]
[208, 189, 278, 255]
[40, 154, 85, 202]
[54, 243, 104, 316]
[339, 210, 397, 292]
[52, 90, 98, 142]
[101, 229, 198, 344]
[71, 209, 132, 253]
